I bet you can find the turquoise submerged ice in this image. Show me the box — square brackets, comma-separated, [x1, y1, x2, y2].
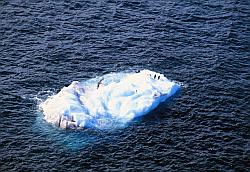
[40, 70, 180, 129]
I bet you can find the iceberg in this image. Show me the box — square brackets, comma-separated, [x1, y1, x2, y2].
[40, 70, 180, 129]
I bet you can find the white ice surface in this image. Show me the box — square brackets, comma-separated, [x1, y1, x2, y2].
[40, 70, 180, 129]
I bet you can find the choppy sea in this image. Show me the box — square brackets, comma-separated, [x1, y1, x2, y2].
[0, 0, 249, 171]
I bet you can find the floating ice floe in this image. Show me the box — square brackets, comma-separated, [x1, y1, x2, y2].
[40, 70, 180, 129]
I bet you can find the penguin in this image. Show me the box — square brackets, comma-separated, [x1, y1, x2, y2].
[58, 115, 68, 129]
[58, 114, 63, 128]
[97, 78, 104, 89]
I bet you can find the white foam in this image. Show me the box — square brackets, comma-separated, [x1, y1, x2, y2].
[40, 70, 180, 129]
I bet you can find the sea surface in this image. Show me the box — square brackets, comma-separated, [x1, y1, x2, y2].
[0, 0, 249, 171]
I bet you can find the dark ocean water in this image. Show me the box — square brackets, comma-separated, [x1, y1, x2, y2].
[0, 0, 249, 171]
